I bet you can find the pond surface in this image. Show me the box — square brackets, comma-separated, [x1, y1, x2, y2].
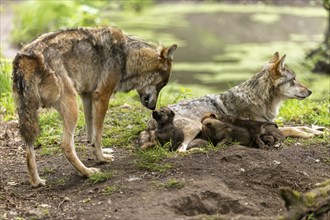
[108, 3, 327, 92]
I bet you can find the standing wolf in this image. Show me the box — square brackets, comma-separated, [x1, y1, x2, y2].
[141, 52, 316, 151]
[12, 26, 177, 187]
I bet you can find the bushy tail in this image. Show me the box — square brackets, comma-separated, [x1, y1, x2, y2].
[12, 53, 42, 146]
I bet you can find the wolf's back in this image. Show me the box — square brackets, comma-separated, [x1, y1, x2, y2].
[12, 52, 56, 146]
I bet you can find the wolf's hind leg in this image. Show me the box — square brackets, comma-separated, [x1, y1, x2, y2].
[26, 145, 46, 187]
[57, 91, 100, 176]
[174, 118, 202, 152]
[81, 93, 93, 142]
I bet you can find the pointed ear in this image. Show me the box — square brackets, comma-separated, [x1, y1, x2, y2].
[166, 44, 177, 61]
[158, 44, 177, 61]
[210, 113, 217, 119]
[269, 51, 280, 63]
[170, 109, 175, 117]
[275, 54, 286, 71]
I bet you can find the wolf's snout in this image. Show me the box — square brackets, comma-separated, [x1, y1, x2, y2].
[303, 89, 312, 98]
[152, 110, 160, 120]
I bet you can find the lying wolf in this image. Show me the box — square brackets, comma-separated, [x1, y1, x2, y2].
[12, 26, 177, 186]
[140, 52, 321, 151]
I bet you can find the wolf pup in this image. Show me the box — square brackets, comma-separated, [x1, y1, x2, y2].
[12, 26, 177, 187]
[159, 52, 313, 151]
[219, 115, 285, 147]
[153, 107, 184, 151]
[189, 113, 283, 148]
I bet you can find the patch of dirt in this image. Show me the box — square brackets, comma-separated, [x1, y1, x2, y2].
[1, 120, 329, 220]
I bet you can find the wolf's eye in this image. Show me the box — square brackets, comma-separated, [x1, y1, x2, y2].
[290, 79, 295, 86]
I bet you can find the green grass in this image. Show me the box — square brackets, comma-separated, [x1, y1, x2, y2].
[41, 167, 56, 176]
[135, 146, 173, 172]
[102, 93, 149, 149]
[277, 99, 330, 127]
[0, 57, 11, 95]
[0, 56, 15, 120]
[152, 178, 185, 190]
[89, 171, 115, 184]
[36, 107, 86, 155]
[103, 185, 122, 195]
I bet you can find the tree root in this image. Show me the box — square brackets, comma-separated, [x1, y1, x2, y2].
[279, 179, 330, 220]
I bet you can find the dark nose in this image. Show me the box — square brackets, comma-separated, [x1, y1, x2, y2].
[308, 89, 312, 95]
[148, 105, 156, 110]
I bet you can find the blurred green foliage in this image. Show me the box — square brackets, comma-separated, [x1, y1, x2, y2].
[11, 0, 153, 46]
[12, 1, 106, 45]
[323, 0, 330, 10]
[0, 53, 15, 119]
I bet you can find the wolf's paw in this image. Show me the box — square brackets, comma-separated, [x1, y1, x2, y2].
[301, 126, 324, 136]
[93, 148, 114, 163]
[96, 154, 114, 164]
[84, 167, 101, 177]
[177, 144, 188, 152]
[31, 178, 46, 187]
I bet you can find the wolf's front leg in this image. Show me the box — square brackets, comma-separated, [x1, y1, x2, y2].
[92, 89, 115, 163]
[174, 117, 202, 152]
[81, 93, 93, 143]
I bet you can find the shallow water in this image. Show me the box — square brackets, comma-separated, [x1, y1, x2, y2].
[109, 3, 327, 92]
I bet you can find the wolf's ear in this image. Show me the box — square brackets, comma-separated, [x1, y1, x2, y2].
[166, 44, 177, 61]
[170, 109, 175, 117]
[269, 52, 280, 63]
[275, 54, 286, 71]
[158, 44, 177, 61]
[210, 113, 218, 119]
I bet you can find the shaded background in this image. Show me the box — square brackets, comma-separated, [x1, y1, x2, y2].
[0, 0, 328, 94]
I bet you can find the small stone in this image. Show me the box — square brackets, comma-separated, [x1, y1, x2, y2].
[273, 160, 281, 165]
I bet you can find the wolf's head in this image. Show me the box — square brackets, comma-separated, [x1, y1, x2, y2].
[152, 107, 175, 126]
[124, 43, 177, 110]
[138, 44, 177, 110]
[267, 52, 312, 100]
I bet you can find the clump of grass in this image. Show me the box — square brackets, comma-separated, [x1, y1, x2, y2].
[41, 167, 56, 176]
[49, 177, 67, 186]
[89, 171, 114, 184]
[135, 146, 173, 172]
[103, 185, 122, 195]
[152, 178, 185, 190]
[164, 178, 185, 190]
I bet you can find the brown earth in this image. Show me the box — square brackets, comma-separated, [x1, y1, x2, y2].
[1, 119, 329, 220]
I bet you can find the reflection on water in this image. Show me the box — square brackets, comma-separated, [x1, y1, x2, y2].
[111, 3, 327, 91]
